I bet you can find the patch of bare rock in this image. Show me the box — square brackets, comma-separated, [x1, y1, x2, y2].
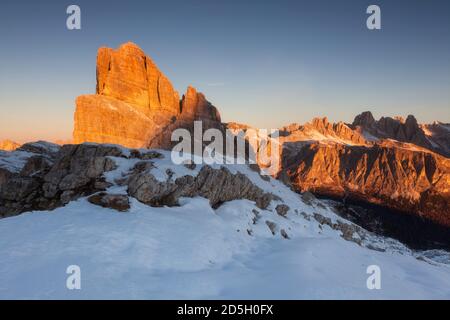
[0, 143, 124, 217]
[126, 162, 279, 209]
[88, 192, 130, 212]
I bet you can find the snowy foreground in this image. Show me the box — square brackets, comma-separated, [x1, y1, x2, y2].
[1, 149, 450, 299]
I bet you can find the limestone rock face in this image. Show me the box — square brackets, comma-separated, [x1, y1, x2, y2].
[74, 42, 221, 149]
[74, 95, 156, 149]
[280, 140, 450, 227]
[96, 44, 148, 112]
[96, 42, 180, 116]
[180, 86, 221, 122]
[0, 140, 20, 151]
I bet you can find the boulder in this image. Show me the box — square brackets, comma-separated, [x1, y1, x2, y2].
[275, 204, 290, 217]
[88, 192, 130, 212]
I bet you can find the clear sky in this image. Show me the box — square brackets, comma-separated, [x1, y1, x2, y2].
[0, 0, 449, 142]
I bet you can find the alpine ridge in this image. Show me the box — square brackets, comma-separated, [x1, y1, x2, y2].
[271, 114, 450, 227]
[0, 140, 20, 151]
[229, 115, 449, 227]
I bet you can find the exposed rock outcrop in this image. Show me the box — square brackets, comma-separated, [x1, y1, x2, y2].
[17, 141, 61, 157]
[0, 144, 124, 218]
[74, 42, 222, 149]
[127, 163, 278, 209]
[312, 211, 364, 245]
[88, 192, 130, 212]
[275, 204, 290, 217]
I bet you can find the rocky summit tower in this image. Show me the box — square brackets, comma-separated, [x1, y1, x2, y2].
[73, 42, 221, 149]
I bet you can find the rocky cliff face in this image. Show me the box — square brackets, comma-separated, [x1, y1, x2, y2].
[73, 42, 221, 149]
[180, 86, 221, 123]
[279, 141, 450, 226]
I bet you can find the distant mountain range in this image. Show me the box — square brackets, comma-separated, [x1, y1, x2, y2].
[274, 116, 449, 227]
[0, 140, 20, 152]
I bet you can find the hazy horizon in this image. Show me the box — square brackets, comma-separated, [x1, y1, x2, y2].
[1, 0, 449, 143]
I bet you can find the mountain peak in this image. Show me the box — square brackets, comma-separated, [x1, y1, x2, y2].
[0, 140, 20, 151]
[405, 114, 418, 124]
[74, 42, 221, 148]
[119, 41, 141, 49]
[352, 111, 375, 127]
[311, 117, 330, 129]
[350, 112, 450, 156]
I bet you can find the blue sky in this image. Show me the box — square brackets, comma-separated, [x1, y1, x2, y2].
[0, 0, 449, 142]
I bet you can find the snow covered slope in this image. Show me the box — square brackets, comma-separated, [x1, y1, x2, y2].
[0, 149, 449, 299]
